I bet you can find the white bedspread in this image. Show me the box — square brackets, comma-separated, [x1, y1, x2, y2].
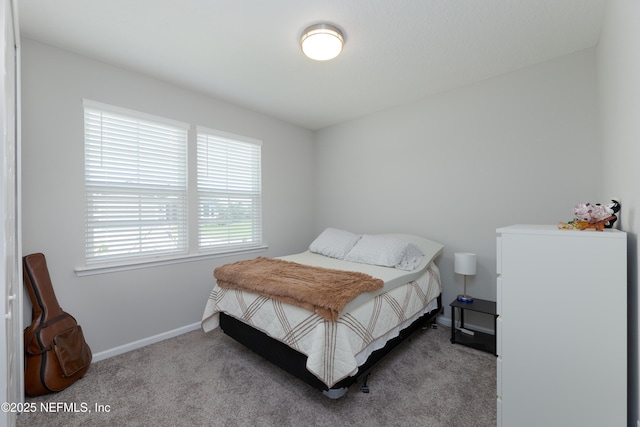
[201, 258, 442, 388]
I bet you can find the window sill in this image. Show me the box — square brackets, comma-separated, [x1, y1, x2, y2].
[74, 245, 269, 277]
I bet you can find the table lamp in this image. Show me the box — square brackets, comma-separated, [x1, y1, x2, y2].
[455, 252, 476, 303]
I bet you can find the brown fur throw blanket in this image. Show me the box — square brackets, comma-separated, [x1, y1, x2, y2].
[214, 257, 384, 321]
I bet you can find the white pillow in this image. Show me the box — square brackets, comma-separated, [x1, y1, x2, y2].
[344, 234, 424, 270]
[308, 228, 361, 259]
[395, 242, 425, 271]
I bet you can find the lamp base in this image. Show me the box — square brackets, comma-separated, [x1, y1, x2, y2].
[456, 294, 473, 303]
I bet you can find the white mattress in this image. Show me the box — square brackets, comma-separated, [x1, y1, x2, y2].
[201, 234, 443, 388]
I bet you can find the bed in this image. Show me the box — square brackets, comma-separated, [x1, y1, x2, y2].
[201, 229, 444, 398]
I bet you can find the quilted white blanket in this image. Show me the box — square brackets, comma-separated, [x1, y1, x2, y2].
[201, 262, 441, 388]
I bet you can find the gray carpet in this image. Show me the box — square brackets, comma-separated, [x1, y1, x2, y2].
[17, 324, 496, 427]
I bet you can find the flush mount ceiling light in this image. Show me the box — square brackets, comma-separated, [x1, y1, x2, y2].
[300, 23, 344, 61]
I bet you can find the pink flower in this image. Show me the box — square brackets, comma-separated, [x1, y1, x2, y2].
[573, 203, 613, 222]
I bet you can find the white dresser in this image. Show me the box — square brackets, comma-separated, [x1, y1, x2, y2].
[496, 225, 627, 427]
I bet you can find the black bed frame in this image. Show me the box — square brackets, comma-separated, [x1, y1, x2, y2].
[219, 294, 442, 395]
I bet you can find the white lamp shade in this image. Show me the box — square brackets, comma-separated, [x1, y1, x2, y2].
[454, 252, 477, 275]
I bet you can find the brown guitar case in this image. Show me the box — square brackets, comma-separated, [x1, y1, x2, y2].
[23, 253, 92, 396]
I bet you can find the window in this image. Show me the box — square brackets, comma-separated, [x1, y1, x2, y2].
[82, 101, 264, 271]
[83, 100, 189, 264]
[197, 127, 262, 251]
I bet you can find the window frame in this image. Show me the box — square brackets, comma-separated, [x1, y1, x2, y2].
[76, 101, 267, 276]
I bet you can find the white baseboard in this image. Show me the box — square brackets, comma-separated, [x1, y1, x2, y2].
[91, 314, 487, 363]
[92, 322, 201, 362]
[437, 314, 495, 335]
[437, 314, 452, 328]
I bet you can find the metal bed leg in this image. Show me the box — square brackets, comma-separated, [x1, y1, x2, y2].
[361, 374, 370, 393]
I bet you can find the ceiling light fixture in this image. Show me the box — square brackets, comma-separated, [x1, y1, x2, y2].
[300, 23, 344, 61]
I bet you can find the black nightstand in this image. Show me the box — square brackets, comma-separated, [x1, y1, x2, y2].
[450, 298, 497, 355]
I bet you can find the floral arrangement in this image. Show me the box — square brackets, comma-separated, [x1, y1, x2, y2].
[573, 203, 613, 223]
[558, 200, 620, 231]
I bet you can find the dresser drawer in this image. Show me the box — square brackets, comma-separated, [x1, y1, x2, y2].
[496, 316, 502, 356]
[496, 276, 502, 315]
[497, 356, 503, 397]
[496, 236, 502, 274]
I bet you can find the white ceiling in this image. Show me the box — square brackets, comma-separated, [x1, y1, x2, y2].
[18, 0, 607, 130]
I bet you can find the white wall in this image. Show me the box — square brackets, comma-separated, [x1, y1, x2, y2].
[20, 39, 316, 354]
[22, 29, 629, 413]
[314, 49, 602, 327]
[598, 1, 640, 425]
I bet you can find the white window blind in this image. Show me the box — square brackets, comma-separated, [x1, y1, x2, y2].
[83, 100, 189, 264]
[197, 128, 262, 251]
